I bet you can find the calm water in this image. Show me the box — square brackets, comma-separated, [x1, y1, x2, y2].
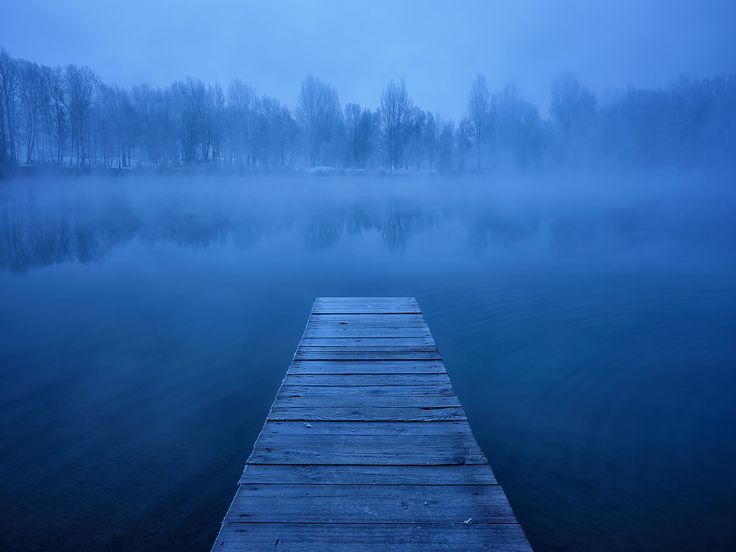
[1, 174, 735, 551]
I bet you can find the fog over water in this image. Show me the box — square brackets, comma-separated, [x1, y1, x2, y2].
[1, 173, 736, 272]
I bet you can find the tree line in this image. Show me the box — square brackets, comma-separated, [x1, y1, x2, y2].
[1, 47, 734, 174]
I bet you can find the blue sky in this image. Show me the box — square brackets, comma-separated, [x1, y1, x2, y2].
[2, 0, 735, 118]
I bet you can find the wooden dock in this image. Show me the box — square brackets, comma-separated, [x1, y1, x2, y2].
[212, 297, 532, 551]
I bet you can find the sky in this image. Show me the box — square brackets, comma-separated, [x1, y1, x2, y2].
[1, 0, 735, 118]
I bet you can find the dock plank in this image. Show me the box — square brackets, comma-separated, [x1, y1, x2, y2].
[267, 406, 468, 422]
[294, 350, 442, 361]
[312, 297, 421, 315]
[247, 441, 487, 465]
[239, 464, 497, 485]
[307, 313, 427, 325]
[304, 327, 433, 337]
[226, 484, 517, 523]
[259, 421, 474, 435]
[214, 523, 531, 552]
[275, 385, 460, 408]
[299, 337, 436, 347]
[212, 297, 532, 551]
[282, 373, 452, 386]
[287, 360, 447, 375]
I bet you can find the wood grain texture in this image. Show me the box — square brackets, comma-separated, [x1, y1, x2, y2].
[294, 350, 442, 361]
[212, 297, 532, 551]
[214, 523, 532, 551]
[259, 421, 474, 435]
[304, 327, 432, 338]
[307, 313, 427, 325]
[287, 360, 447, 375]
[239, 464, 498, 485]
[299, 337, 436, 347]
[312, 297, 421, 315]
[267, 406, 468, 422]
[274, 384, 461, 408]
[226, 484, 517, 523]
[283, 373, 452, 386]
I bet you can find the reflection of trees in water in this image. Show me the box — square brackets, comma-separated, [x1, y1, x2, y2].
[302, 211, 345, 251]
[301, 203, 436, 252]
[3, 186, 722, 272]
[153, 200, 231, 248]
[546, 206, 654, 251]
[0, 190, 271, 271]
[345, 205, 381, 236]
[0, 191, 438, 271]
[0, 193, 141, 271]
[381, 207, 433, 252]
[469, 210, 540, 254]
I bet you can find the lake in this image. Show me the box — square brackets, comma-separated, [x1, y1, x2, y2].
[1, 172, 735, 551]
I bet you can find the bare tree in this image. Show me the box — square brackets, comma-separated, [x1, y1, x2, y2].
[421, 112, 440, 170]
[132, 84, 175, 167]
[344, 103, 377, 168]
[207, 82, 226, 163]
[17, 60, 46, 164]
[98, 83, 138, 167]
[256, 95, 298, 166]
[65, 64, 97, 166]
[0, 49, 18, 163]
[171, 77, 208, 163]
[227, 79, 256, 166]
[380, 79, 412, 170]
[437, 118, 456, 172]
[296, 76, 342, 166]
[550, 72, 596, 135]
[491, 85, 544, 168]
[43, 66, 67, 165]
[467, 74, 490, 169]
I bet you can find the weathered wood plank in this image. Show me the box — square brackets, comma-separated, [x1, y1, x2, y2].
[288, 360, 447, 375]
[250, 422, 487, 466]
[259, 421, 473, 435]
[267, 406, 468, 422]
[273, 390, 461, 408]
[226, 484, 517, 523]
[312, 308, 423, 314]
[274, 385, 459, 407]
[304, 327, 432, 338]
[314, 297, 419, 306]
[294, 350, 442, 361]
[307, 313, 427, 325]
[297, 344, 437, 352]
[214, 523, 532, 552]
[283, 373, 452, 386]
[272, 397, 461, 409]
[313, 297, 421, 314]
[248, 436, 487, 465]
[277, 384, 456, 399]
[312, 303, 420, 312]
[239, 464, 497, 485]
[300, 337, 436, 347]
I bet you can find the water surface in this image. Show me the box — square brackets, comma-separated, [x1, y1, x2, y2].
[1, 174, 735, 551]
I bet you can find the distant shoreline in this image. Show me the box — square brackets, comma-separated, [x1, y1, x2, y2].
[2, 164, 449, 180]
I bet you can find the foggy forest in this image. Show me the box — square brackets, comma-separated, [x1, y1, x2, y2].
[1, 48, 734, 175]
